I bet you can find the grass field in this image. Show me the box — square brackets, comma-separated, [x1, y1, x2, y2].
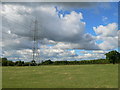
[2, 64, 118, 88]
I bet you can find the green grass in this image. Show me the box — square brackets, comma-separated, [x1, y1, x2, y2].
[2, 64, 118, 88]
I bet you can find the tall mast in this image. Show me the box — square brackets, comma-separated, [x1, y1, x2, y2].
[32, 18, 39, 62]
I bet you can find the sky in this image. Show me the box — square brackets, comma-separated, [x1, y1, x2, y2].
[1, 2, 119, 62]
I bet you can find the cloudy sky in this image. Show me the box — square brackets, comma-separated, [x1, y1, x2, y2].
[1, 2, 119, 62]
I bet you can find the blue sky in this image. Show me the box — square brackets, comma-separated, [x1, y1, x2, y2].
[54, 2, 118, 58]
[58, 2, 118, 36]
[1, 2, 119, 61]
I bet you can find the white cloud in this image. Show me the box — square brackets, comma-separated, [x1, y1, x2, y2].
[80, 51, 88, 54]
[93, 23, 118, 50]
[98, 36, 118, 50]
[92, 50, 108, 54]
[2, 3, 99, 51]
[1, 3, 117, 61]
[118, 30, 120, 47]
[3, 49, 33, 61]
[102, 16, 108, 24]
[93, 23, 118, 37]
[102, 16, 108, 21]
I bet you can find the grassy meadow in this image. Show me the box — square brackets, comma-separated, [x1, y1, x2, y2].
[2, 64, 118, 88]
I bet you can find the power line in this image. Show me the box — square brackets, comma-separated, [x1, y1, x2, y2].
[2, 15, 32, 30]
[2, 10, 41, 62]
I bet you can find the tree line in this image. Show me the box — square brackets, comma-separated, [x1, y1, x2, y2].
[1, 50, 120, 66]
[1, 58, 37, 66]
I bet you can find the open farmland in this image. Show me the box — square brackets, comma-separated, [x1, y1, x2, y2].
[2, 64, 118, 88]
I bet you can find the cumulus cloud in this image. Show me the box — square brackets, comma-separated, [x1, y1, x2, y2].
[79, 50, 108, 60]
[93, 23, 118, 50]
[52, 2, 98, 10]
[2, 2, 98, 10]
[118, 30, 120, 47]
[3, 49, 33, 61]
[93, 23, 118, 37]
[2, 3, 99, 50]
[1, 2, 118, 61]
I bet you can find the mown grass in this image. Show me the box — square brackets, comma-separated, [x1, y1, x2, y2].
[2, 64, 118, 88]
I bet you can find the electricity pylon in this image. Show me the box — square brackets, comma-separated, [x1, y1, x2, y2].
[32, 18, 39, 63]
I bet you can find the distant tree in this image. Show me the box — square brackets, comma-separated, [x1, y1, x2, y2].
[42, 60, 53, 65]
[21, 61, 24, 65]
[2, 58, 7, 61]
[15, 61, 23, 66]
[7, 61, 14, 66]
[105, 50, 120, 64]
[2, 58, 8, 66]
[23, 62, 30, 66]
[31, 60, 35, 63]
[30, 60, 37, 66]
[0, 58, 2, 66]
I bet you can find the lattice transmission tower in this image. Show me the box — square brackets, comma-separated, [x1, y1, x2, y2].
[32, 18, 39, 63]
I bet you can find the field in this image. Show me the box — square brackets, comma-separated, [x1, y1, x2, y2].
[2, 64, 118, 88]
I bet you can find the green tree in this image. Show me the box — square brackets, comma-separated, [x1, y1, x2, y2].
[2, 58, 8, 66]
[23, 62, 30, 66]
[42, 60, 53, 65]
[7, 61, 14, 66]
[30, 60, 37, 66]
[15, 61, 23, 66]
[105, 50, 120, 64]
